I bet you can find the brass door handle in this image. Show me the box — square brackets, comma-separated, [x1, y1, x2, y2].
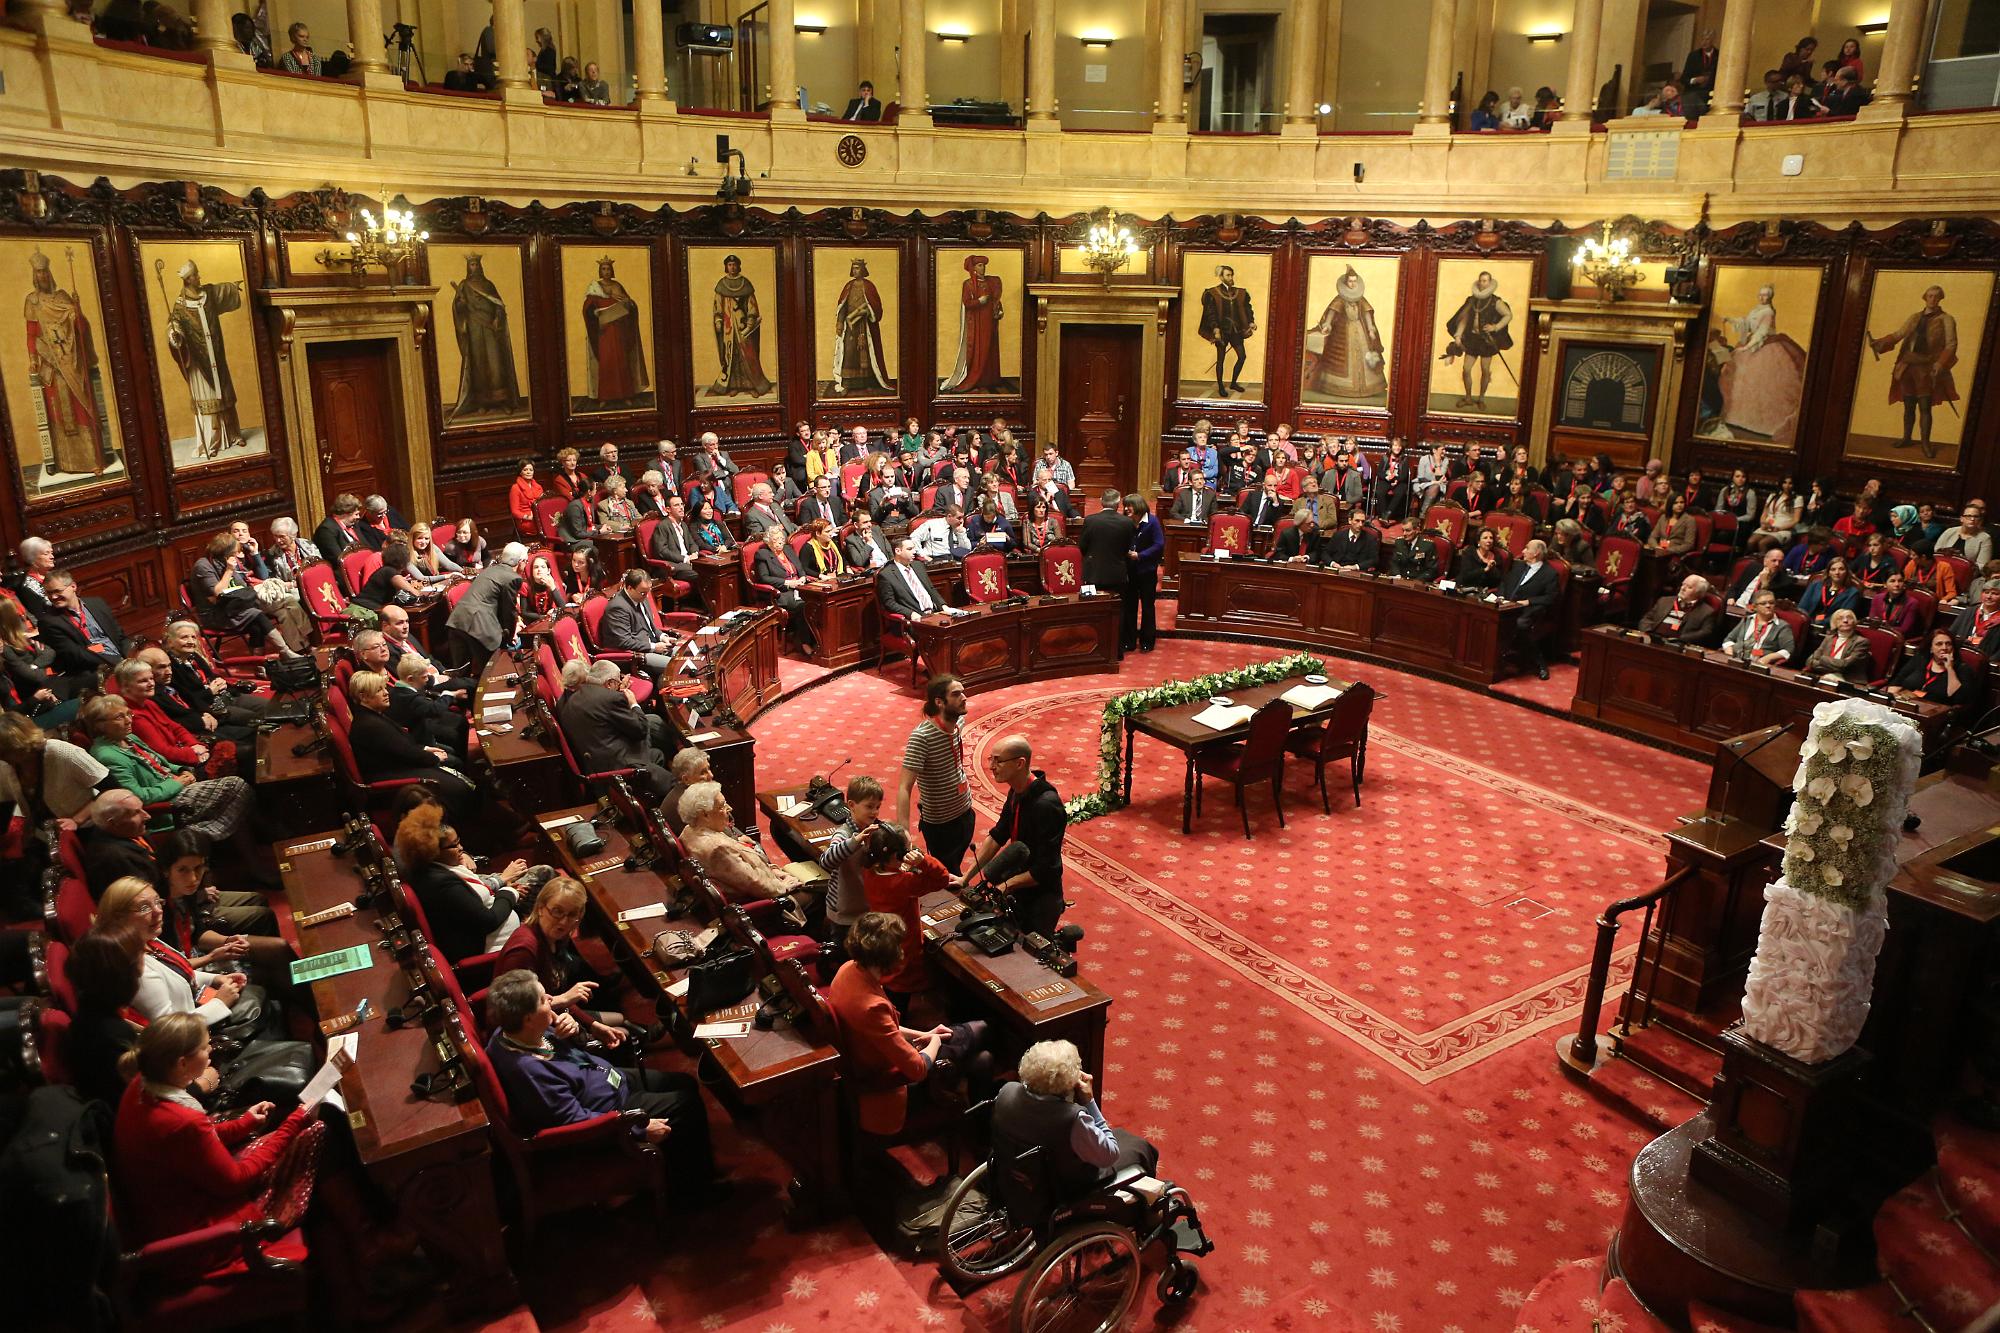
[317, 438, 333, 473]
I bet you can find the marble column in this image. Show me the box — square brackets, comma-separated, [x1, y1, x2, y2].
[493, 0, 531, 91]
[346, 0, 389, 74]
[1285, 0, 1322, 125]
[767, 0, 797, 109]
[901, 0, 928, 113]
[1872, 0, 1933, 106]
[1028, 0, 1056, 123]
[193, 0, 234, 54]
[1155, 0, 1185, 125]
[1564, 0, 1603, 121]
[1712, 0, 1755, 114]
[1419, 0, 1459, 124]
[632, 0, 668, 101]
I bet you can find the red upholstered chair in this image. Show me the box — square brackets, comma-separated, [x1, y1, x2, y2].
[1704, 512, 1736, 565]
[1207, 513, 1252, 558]
[341, 548, 382, 596]
[1689, 513, 1714, 559]
[1287, 681, 1377, 813]
[1270, 517, 1295, 557]
[1422, 533, 1454, 576]
[1526, 487, 1552, 521]
[839, 461, 868, 501]
[1856, 626, 1903, 686]
[549, 614, 592, 673]
[1486, 513, 1533, 557]
[1937, 553, 1975, 593]
[1425, 502, 1468, 549]
[920, 483, 940, 512]
[741, 544, 784, 619]
[962, 551, 1009, 603]
[633, 517, 693, 610]
[392, 869, 503, 990]
[1192, 699, 1293, 838]
[731, 470, 768, 510]
[1040, 544, 1082, 595]
[429, 522, 457, 549]
[23, 999, 69, 1085]
[444, 580, 472, 609]
[1594, 535, 1643, 619]
[575, 596, 655, 705]
[38, 937, 78, 1014]
[47, 871, 93, 946]
[534, 495, 569, 543]
[298, 563, 351, 642]
[1905, 588, 1938, 638]
[1774, 606, 1807, 653]
[1884, 542, 1911, 569]
[177, 582, 253, 660]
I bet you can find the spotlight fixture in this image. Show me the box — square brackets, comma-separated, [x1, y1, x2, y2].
[1081, 35, 1113, 50]
[1855, 20, 1889, 35]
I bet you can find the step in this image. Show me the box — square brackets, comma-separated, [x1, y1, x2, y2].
[1935, 1115, 2000, 1258]
[1874, 1176, 2000, 1332]
[1575, 1035, 1708, 1134]
[1612, 1018, 1725, 1103]
[1512, 1259, 1673, 1333]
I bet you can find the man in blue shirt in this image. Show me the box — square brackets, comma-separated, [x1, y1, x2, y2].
[991, 1038, 1157, 1200]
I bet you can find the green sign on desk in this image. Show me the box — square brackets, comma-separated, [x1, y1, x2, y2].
[289, 944, 373, 986]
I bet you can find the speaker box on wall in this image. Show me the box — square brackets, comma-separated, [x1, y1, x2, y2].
[1544, 238, 1576, 301]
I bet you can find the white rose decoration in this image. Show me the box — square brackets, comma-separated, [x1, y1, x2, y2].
[1841, 774, 1874, 807]
[1806, 776, 1838, 803]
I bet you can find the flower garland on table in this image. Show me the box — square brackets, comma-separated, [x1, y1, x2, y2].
[1064, 652, 1327, 824]
[1737, 698, 1922, 1064]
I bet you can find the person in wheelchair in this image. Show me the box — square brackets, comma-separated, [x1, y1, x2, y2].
[994, 1038, 1158, 1195]
[825, 912, 993, 1135]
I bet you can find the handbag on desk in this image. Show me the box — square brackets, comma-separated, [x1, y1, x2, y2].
[684, 940, 757, 1018]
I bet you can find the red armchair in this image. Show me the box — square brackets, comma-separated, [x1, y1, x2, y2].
[340, 548, 382, 596]
[1206, 513, 1251, 558]
[1594, 535, 1643, 620]
[1040, 543, 1082, 595]
[534, 495, 569, 543]
[962, 551, 1009, 603]
[1192, 699, 1293, 838]
[298, 563, 351, 642]
[1287, 681, 1377, 813]
[323, 689, 423, 811]
[633, 517, 694, 610]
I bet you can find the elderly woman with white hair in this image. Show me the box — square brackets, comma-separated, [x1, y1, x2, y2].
[263, 517, 322, 583]
[1803, 607, 1874, 684]
[677, 780, 816, 923]
[991, 1039, 1158, 1198]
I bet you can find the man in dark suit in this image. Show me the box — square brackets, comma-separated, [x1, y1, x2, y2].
[358, 495, 409, 549]
[798, 475, 847, 528]
[599, 570, 678, 676]
[38, 571, 126, 675]
[876, 539, 946, 627]
[1322, 510, 1381, 572]
[1171, 473, 1216, 524]
[557, 486, 600, 549]
[1077, 492, 1135, 655]
[845, 510, 896, 571]
[783, 423, 813, 490]
[1637, 573, 1722, 647]
[842, 79, 882, 121]
[389, 656, 470, 759]
[445, 543, 524, 665]
[1499, 538, 1563, 679]
[742, 482, 796, 540]
[1272, 508, 1325, 565]
[1242, 478, 1287, 529]
[556, 657, 675, 800]
[839, 425, 874, 464]
[649, 493, 701, 590]
[932, 466, 974, 516]
[313, 493, 369, 564]
[690, 432, 741, 514]
[654, 440, 686, 497]
[80, 790, 161, 898]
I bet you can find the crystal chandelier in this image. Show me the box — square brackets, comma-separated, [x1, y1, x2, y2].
[1572, 219, 1643, 303]
[1081, 209, 1141, 285]
[318, 195, 428, 283]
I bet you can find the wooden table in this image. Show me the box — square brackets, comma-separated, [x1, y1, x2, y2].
[1570, 626, 1955, 756]
[691, 552, 742, 616]
[471, 648, 570, 813]
[1159, 519, 1214, 594]
[535, 803, 842, 1219]
[909, 593, 1121, 693]
[1175, 557, 1529, 684]
[1123, 672, 1355, 833]
[272, 829, 515, 1315]
[254, 714, 339, 836]
[800, 574, 882, 669]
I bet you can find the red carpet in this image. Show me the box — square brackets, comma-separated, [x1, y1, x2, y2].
[501, 638, 1711, 1332]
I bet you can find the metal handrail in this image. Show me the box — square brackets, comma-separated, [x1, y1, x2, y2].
[1567, 867, 1694, 1070]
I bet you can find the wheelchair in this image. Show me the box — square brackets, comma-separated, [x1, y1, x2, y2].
[937, 1120, 1214, 1331]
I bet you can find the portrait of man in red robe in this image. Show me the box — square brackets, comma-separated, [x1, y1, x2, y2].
[23, 248, 110, 486]
[940, 253, 1007, 394]
[578, 255, 652, 410]
[828, 257, 892, 396]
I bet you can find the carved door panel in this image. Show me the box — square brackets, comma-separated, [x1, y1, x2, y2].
[1059, 325, 1142, 497]
[307, 339, 402, 510]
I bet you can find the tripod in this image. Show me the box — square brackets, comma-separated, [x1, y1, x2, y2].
[385, 25, 424, 83]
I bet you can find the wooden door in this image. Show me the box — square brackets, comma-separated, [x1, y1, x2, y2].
[307, 340, 402, 510]
[1059, 325, 1143, 497]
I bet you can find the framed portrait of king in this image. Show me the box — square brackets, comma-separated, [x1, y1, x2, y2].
[1176, 250, 1272, 404]
[0, 233, 130, 501]
[134, 236, 273, 473]
[686, 243, 782, 408]
[1425, 257, 1534, 420]
[934, 246, 1024, 396]
[1843, 265, 1995, 470]
[560, 245, 657, 415]
[811, 245, 900, 401]
[432, 241, 533, 430]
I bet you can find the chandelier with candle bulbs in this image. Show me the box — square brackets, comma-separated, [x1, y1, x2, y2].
[1572, 219, 1644, 303]
[318, 195, 428, 283]
[1081, 209, 1141, 284]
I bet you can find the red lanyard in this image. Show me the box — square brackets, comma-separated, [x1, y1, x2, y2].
[125, 740, 172, 776]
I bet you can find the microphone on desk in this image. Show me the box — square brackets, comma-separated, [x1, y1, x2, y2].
[1694, 722, 1796, 828]
[968, 840, 1033, 900]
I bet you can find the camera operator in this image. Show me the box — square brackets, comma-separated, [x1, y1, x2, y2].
[952, 733, 1066, 936]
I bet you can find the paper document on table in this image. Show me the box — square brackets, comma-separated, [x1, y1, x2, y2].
[784, 861, 830, 885]
[299, 1037, 355, 1112]
[1281, 683, 1343, 711]
[1191, 703, 1255, 731]
[693, 1019, 754, 1040]
[484, 690, 516, 702]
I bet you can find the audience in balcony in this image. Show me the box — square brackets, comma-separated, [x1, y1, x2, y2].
[1746, 69, 1787, 121]
[552, 55, 583, 102]
[533, 27, 558, 90]
[1822, 66, 1872, 116]
[1681, 30, 1720, 115]
[1532, 86, 1562, 128]
[1779, 36, 1821, 83]
[1771, 74, 1825, 121]
[843, 80, 883, 122]
[1632, 83, 1684, 118]
[1498, 87, 1534, 129]
[231, 12, 273, 66]
[443, 52, 481, 91]
[581, 62, 611, 105]
[1470, 91, 1502, 131]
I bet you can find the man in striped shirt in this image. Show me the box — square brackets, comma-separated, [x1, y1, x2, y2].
[898, 675, 976, 872]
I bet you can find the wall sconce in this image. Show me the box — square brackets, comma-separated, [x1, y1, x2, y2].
[1081, 35, 1113, 50]
[934, 30, 970, 43]
[794, 22, 827, 35]
[1526, 30, 1565, 43]
[1855, 20, 1889, 35]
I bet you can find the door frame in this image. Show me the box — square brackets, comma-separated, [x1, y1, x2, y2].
[262, 284, 439, 526]
[1028, 283, 1178, 499]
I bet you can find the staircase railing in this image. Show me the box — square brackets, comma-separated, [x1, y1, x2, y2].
[1567, 867, 1694, 1071]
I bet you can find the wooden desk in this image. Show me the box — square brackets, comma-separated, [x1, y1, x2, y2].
[1175, 557, 1527, 684]
[908, 594, 1121, 693]
[1159, 520, 1212, 594]
[800, 574, 881, 669]
[472, 649, 569, 813]
[691, 552, 742, 616]
[272, 830, 514, 1315]
[255, 717, 339, 836]
[535, 804, 842, 1219]
[676, 607, 783, 726]
[1570, 626, 1954, 756]
[1123, 672, 1354, 833]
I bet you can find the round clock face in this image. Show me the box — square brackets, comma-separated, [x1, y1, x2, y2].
[836, 134, 867, 168]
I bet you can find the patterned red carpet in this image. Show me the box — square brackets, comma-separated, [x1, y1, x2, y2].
[505, 638, 1710, 1333]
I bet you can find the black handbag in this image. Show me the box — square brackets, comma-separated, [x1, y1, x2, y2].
[684, 945, 756, 1018]
[214, 1038, 315, 1110]
[265, 654, 323, 694]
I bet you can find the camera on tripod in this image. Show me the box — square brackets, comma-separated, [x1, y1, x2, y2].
[387, 21, 417, 47]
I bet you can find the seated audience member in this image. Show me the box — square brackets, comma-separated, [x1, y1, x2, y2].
[188, 533, 300, 657]
[1822, 65, 1871, 114]
[657, 746, 711, 835]
[1721, 590, 1795, 665]
[509, 461, 544, 533]
[496, 877, 656, 1051]
[134, 645, 252, 767]
[81, 698, 252, 849]
[1452, 527, 1506, 592]
[798, 475, 846, 529]
[406, 526, 465, 586]
[593, 441, 626, 485]
[799, 518, 849, 577]
[390, 657, 469, 760]
[1904, 547, 1960, 602]
[1803, 609, 1874, 683]
[911, 506, 971, 562]
[978, 473, 1019, 521]
[442, 51, 479, 90]
[162, 619, 269, 728]
[649, 492, 702, 584]
[1638, 574, 1720, 645]
[263, 516, 321, 585]
[1728, 545, 1788, 609]
[66, 922, 148, 1106]
[548, 447, 588, 500]
[1414, 445, 1456, 515]
[313, 493, 368, 560]
[1713, 470, 1759, 531]
[79, 789, 163, 897]
[968, 500, 1016, 553]
[742, 482, 795, 540]
[1953, 583, 2000, 658]
[752, 528, 819, 655]
[1323, 510, 1380, 572]
[826, 912, 991, 1134]
[595, 476, 642, 538]
[160, 828, 291, 986]
[1887, 504, 1929, 556]
[992, 1038, 1159, 1196]
[565, 545, 607, 602]
[1889, 628, 1968, 704]
[1550, 518, 1596, 570]
[1784, 528, 1836, 589]
[277, 20, 322, 73]
[359, 495, 409, 545]
[556, 484, 602, 549]
[352, 541, 422, 612]
[483, 969, 719, 1193]
[1390, 523, 1442, 581]
[1753, 480, 1803, 544]
[0, 712, 103, 856]
[1773, 73, 1822, 119]
[1936, 506, 1995, 568]
[557, 657, 675, 799]
[1171, 472, 1216, 524]
[1, 600, 81, 727]
[1460, 472, 1499, 523]
[877, 539, 946, 628]
[345, 671, 477, 821]
[37, 570, 127, 676]
[377, 604, 471, 694]
[1833, 497, 1878, 548]
[1647, 495, 1699, 557]
[1798, 557, 1865, 637]
[1868, 572, 1922, 640]
[1498, 85, 1534, 129]
[1272, 507, 1324, 565]
[114, 656, 234, 777]
[93, 877, 271, 1038]
[6, 534, 56, 620]
[600, 569, 679, 677]
[690, 496, 736, 553]
[844, 508, 897, 571]
[1746, 68, 1786, 120]
[679, 780, 816, 919]
[1853, 532, 1898, 586]
[396, 803, 548, 966]
[1469, 90, 1502, 130]
[1798, 479, 1838, 532]
[1969, 559, 2000, 602]
[1243, 477, 1289, 529]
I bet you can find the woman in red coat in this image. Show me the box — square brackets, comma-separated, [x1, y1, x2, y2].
[508, 459, 544, 534]
[860, 822, 944, 1000]
[115, 657, 235, 777]
[824, 913, 988, 1136]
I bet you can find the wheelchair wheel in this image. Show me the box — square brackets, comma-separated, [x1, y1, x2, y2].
[1156, 1260, 1198, 1304]
[1008, 1221, 1142, 1333]
[938, 1161, 1039, 1284]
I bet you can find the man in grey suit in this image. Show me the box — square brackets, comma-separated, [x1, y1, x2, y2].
[741, 481, 796, 540]
[445, 541, 525, 665]
[599, 570, 678, 676]
[1170, 473, 1216, 524]
[876, 539, 946, 628]
[555, 658, 675, 800]
[844, 509, 896, 571]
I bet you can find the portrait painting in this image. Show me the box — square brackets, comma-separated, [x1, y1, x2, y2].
[1693, 263, 1820, 448]
[1176, 250, 1272, 404]
[1844, 266, 1994, 469]
[686, 243, 781, 407]
[1299, 253, 1401, 409]
[0, 235, 126, 500]
[812, 245, 899, 400]
[1426, 257, 1534, 420]
[934, 246, 1024, 396]
[135, 237, 270, 472]
[432, 242, 532, 428]
[561, 245, 656, 415]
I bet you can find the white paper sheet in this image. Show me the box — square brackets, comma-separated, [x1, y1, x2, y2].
[693, 1019, 754, 1040]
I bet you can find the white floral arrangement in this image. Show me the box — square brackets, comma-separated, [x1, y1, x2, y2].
[1738, 698, 1922, 1064]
